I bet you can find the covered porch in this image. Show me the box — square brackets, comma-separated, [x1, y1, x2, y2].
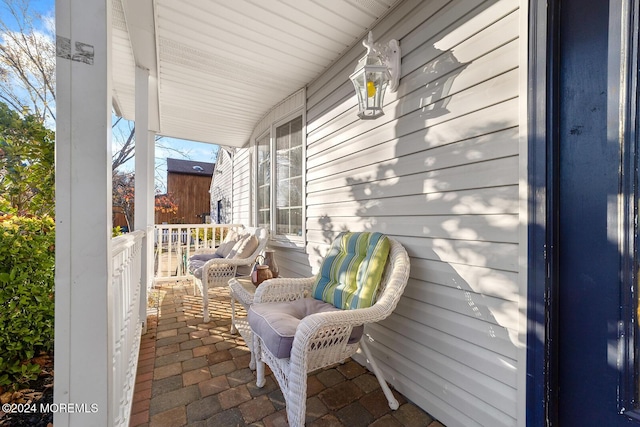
[55, 0, 528, 426]
[128, 279, 441, 427]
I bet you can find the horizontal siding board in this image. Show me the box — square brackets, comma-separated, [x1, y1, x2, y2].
[307, 81, 518, 168]
[271, 247, 313, 278]
[306, 213, 519, 243]
[395, 0, 485, 63]
[306, 87, 353, 134]
[398, 33, 519, 114]
[307, 156, 518, 204]
[400, 0, 517, 61]
[410, 258, 519, 301]
[362, 325, 517, 427]
[403, 278, 518, 328]
[353, 350, 484, 427]
[399, 235, 518, 272]
[349, 66, 518, 150]
[381, 314, 517, 386]
[400, 6, 518, 79]
[307, 15, 520, 151]
[308, 104, 518, 186]
[232, 146, 251, 224]
[307, 61, 518, 158]
[306, 185, 519, 217]
[301, 230, 519, 273]
[306, 2, 518, 131]
[369, 321, 517, 417]
[394, 297, 516, 358]
[307, 121, 518, 185]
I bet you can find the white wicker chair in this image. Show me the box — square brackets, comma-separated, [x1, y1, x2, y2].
[190, 226, 269, 322]
[250, 237, 410, 427]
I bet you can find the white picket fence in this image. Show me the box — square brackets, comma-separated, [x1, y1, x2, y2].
[153, 224, 243, 280]
[110, 230, 144, 427]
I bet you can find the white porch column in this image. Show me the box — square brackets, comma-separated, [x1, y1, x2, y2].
[134, 66, 156, 332]
[54, 0, 112, 426]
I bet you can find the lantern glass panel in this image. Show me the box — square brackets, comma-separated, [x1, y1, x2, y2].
[350, 54, 389, 119]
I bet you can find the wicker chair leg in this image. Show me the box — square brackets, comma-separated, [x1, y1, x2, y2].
[230, 297, 238, 334]
[255, 356, 266, 388]
[202, 278, 210, 323]
[360, 340, 399, 410]
[249, 334, 256, 370]
[285, 370, 308, 427]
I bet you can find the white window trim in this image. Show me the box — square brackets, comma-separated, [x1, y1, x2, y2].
[251, 90, 306, 250]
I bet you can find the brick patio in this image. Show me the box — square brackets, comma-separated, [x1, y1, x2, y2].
[129, 280, 444, 427]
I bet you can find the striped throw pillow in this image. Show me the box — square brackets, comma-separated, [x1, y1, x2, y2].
[312, 232, 390, 309]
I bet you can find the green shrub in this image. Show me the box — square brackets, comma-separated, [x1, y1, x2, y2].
[191, 227, 222, 243]
[0, 213, 55, 388]
[112, 225, 123, 237]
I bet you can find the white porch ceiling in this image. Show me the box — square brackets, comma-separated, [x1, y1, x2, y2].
[112, 0, 401, 147]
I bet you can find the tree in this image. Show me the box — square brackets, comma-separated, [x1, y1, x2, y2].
[0, 0, 213, 222]
[0, 104, 54, 216]
[155, 193, 178, 216]
[0, 0, 55, 124]
[112, 171, 135, 230]
[0, 0, 137, 173]
[112, 170, 180, 230]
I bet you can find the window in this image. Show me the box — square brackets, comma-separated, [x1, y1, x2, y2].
[256, 133, 270, 230]
[275, 116, 303, 237]
[255, 114, 304, 243]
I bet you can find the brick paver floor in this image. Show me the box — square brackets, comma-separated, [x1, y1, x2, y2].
[129, 280, 444, 427]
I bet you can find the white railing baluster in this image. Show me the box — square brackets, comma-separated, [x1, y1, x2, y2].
[153, 224, 243, 281]
[110, 230, 144, 427]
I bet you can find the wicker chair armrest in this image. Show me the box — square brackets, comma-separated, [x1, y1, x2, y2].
[288, 305, 385, 362]
[203, 256, 255, 269]
[299, 304, 385, 337]
[253, 277, 316, 303]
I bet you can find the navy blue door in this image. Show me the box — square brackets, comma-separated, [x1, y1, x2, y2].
[554, 0, 639, 425]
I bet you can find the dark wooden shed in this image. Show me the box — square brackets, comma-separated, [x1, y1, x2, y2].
[156, 158, 215, 224]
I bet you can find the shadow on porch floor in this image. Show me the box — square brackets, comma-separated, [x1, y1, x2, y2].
[130, 280, 444, 427]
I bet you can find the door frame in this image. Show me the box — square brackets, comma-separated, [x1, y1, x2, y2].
[615, 0, 640, 418]
[526, 0, 559, 425]
[526, 0, 640, 425]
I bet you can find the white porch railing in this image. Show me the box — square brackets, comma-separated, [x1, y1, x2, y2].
[103, 224, 241, 426]
[110, 230, 145, 427]
[153, 224, 243, 281]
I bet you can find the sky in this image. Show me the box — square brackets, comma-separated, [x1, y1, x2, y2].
[4, 0, 219, 192]
[113, 118, 219, 193]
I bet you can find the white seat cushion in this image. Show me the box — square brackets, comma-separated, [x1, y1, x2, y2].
[248, 298, 364, 358]
[188, 253, 222, 278]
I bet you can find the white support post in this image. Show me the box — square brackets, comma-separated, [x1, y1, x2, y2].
[134, 66, 156, 333]
[54, 0, 112, 426]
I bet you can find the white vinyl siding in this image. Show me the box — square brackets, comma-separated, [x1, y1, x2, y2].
[231, 146, 251, 225]
[304, 1, 522, 427]
[209, 149, 233, 223]
[230, 1, 524, 425]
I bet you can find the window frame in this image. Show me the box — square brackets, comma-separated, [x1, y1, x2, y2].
[253, 109, 306, 248]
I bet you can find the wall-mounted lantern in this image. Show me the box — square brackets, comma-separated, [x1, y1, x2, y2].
[349, 31, 401, 120]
